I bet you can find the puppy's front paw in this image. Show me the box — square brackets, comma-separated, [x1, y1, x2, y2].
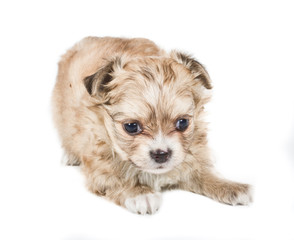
[221, 183, 253, 206]
[124, 192, 162, 215]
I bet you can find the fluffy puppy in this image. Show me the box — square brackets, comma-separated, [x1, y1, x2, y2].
[52, 37, 252, 214]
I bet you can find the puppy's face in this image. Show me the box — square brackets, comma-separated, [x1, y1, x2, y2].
[84, 52, 211, 174]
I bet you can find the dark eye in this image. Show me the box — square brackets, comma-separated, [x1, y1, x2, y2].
[176, 119, 189, 131]
[124, 122, 142, 135]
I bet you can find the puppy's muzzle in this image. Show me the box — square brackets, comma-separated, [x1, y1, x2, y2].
[149, 149, 172, 164]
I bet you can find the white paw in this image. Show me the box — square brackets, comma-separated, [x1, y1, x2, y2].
[231, 185, 253, 206]
[124, 192, 162, 215]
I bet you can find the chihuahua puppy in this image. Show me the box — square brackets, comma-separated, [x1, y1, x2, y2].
[52, 37, 252, 214]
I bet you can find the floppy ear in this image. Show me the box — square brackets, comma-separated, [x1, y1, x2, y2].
[83, 57, 122, 98]
[171, 51, 212, 89]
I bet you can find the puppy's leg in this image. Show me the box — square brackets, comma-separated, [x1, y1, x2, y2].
[186, 169, 252, 206]
[82, 157, 161, 214]
[93, 180, 161, 215]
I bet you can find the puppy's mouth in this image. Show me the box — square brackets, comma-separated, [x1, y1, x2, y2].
[129, 159, 171, 174]
[145, 166, 172, 174]
[128, 158, 171, 174]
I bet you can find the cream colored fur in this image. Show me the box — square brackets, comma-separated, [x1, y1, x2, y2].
[52, 37, 252, 214]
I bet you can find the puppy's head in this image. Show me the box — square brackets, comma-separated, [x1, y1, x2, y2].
[84, 52, 212, 174]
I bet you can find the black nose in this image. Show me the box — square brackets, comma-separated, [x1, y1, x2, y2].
[150, 149, 172, 163]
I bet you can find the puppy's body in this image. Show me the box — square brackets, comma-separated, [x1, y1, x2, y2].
[52, 37, 251, 214]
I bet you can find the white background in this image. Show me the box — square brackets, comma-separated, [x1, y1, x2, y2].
[0, 1, 294, 240]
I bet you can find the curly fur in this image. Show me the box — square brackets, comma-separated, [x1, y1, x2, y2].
[52, 37, 252, 214]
